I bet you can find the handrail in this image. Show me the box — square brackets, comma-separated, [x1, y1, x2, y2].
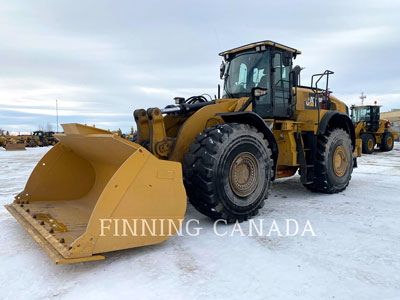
[311, 70, 334, 129]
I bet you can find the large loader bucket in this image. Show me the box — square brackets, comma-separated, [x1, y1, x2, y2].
[5, 124, 187, 264]
[5, 143, 26, 151]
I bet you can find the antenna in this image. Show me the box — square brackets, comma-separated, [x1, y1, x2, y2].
[56, 99, 59, 133]
[213, 28, 221, 53]
[360, 92, 366, 105]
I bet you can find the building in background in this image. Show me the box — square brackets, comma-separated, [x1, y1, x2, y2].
[382, 110, 400, 141]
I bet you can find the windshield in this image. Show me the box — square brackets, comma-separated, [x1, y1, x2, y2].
[224, 51, 269, 98]
[351, 107, 369, 123]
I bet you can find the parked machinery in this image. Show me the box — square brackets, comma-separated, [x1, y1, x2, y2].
[2, 135, 26, 151]
[351, 105, 398, 154]
[26, 131, 58, 147]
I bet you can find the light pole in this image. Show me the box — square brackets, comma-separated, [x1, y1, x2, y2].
[56, 99, 59, 133]
[360, 92, 366, 105]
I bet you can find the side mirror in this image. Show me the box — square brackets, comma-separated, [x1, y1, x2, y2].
[283, 52, 292, 66]
[252, 87, 268, 100]
[291, 65, 303, 87]
[220, 61, 226, 79]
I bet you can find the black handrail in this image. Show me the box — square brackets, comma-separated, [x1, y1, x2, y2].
[311, 70, 334, 128]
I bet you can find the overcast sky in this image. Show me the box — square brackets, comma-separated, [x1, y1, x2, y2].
[1, 0, 399, 133]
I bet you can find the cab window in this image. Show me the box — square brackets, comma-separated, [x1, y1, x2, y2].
[224, 51, 269, 97]
[252, 68, 266, 85]
[237, 63, 247, 88]
[352, 108, 368, 123]
[272, 51, 292, 118]
[273, 53, 290, 89]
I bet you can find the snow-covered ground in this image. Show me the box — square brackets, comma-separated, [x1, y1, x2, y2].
[1, 145, 399, 300]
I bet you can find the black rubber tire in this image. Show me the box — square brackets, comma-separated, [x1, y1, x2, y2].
[361, 133, 375, 154]
[304, 128, 353, 194]
[131, 132, 151, 150]
[380, 132, 394, 152]
[183, 123, 273, 223]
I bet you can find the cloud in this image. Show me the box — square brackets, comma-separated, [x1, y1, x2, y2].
[335, 92, 400, 112]
[0, 107, 125, 117]
[0, 0, 399, 133]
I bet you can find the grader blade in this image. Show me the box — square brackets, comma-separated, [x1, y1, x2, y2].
[5, 123, 186, 264]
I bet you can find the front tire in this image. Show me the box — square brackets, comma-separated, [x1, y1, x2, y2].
[183, 123, 273, 223]
[361, 133, 375, 154]
[304, 128, 353, 193]
[380, 132, 394, 151]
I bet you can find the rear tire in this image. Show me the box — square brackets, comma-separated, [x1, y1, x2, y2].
[183, 123, 273, 223]
[380, 132, 394, 152]
[304, 128, 353, 193]
[361, 133, 375, 154]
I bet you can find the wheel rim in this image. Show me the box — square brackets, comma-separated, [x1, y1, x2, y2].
[333, 145, 348, 177]
[387, 136, 393, 148]
[368, 139, 374, 151]
[229, 152, 258, 197]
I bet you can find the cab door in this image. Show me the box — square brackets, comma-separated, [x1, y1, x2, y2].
[369, 106, 380, 132]
[271, 52, 292, 118]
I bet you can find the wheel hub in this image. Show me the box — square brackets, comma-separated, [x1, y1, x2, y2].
[388, 136, 393, 148]
[368, 139, 374, 151]
[333, 145, 348, 177]
[229, 152, 258, 197]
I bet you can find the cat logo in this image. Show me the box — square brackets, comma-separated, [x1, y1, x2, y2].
[306, 93, 323, 109]
[305, 94, 315, 108]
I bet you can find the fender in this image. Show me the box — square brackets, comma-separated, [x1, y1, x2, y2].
[217, 111, 279, 180]
[318, 111, 356, 150]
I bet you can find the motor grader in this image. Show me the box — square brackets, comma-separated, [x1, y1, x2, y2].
[351, 104, 398, 154]
[5, 40, 361, 264]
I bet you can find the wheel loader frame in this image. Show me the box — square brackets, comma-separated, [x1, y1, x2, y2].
[6, 39, 361, 264]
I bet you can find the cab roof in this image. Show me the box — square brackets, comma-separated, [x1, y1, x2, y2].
[219, 40, 302, 57]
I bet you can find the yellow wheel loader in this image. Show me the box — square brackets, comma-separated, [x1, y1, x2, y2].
[5, 40, 361, 264]
[27, 131, 58, 147]
[26, 131, 47, 147]
[44, 131, 58, 146]
[121, 126, 136, 141]
[351, 105, 398, 154]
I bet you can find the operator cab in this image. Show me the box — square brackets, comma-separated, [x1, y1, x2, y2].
[219, 40, 301, 119]
[351, 105, 380, 132]
[33, 131, 44, 137]
[45, 131, 55, 137]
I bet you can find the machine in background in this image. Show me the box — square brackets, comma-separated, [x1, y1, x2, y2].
[351, 105, 398, 154]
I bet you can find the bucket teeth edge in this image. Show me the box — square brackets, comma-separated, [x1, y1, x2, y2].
[4, 204, 105, 264]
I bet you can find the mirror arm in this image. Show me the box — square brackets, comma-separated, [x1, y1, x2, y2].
[238, 95, 255, 112]
[239, 88, 268, 112]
